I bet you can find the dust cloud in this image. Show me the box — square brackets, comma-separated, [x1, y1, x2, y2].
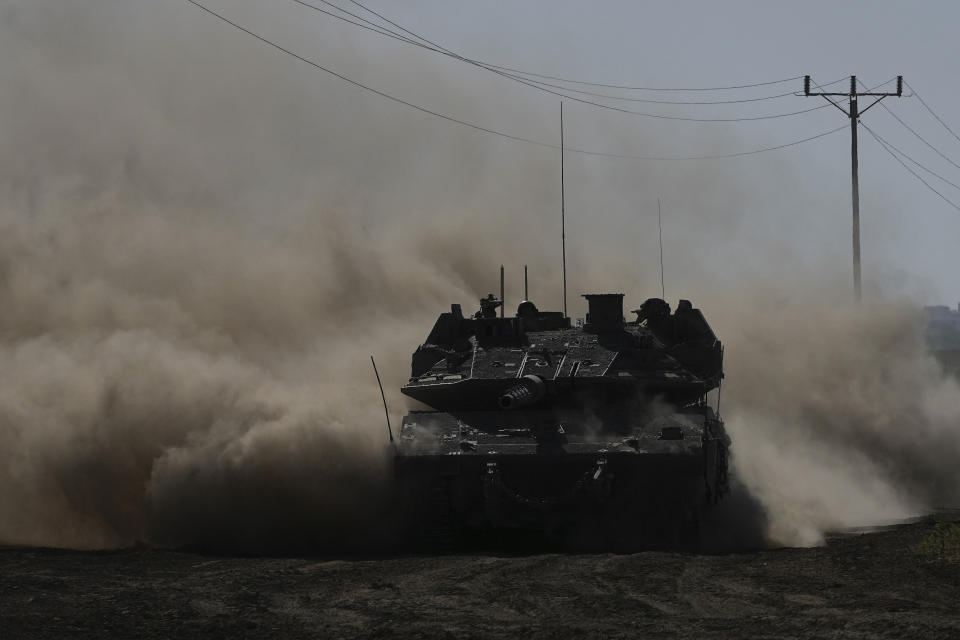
[0, 195, 447, 550]
[716, 296, 960, 547]
[0, 1, 957, 551]
[0, 0, 554, 551]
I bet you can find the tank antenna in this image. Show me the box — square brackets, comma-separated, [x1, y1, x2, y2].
[500, 264, 505, 318]
[560, 101, 568, 318]
[715, 379, 722, 417]
[715, 345, 725, 417]
[370, 355, 394, 443]
[658, 197, 665, 300]
[524, 264, 529, 300]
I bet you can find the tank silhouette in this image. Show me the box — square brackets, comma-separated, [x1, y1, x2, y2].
[396, 291, 729, 551]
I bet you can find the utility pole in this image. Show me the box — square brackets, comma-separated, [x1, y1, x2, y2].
[804, 75, 902, 302]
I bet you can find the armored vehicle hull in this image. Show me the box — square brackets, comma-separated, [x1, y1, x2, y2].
[396, 292, 730, 551]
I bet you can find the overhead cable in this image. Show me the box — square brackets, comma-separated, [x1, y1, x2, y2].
[852, 78, 960, 173]
[480, 66, 802, 93]
[317, 0, 836, 104]
[291, 0, 422, 46]
[878, 102, 960, 171]
[863, 124, 960, 192]
[499, 76, 847, 106]
[342, 0, 804, 92]
[904, 80, 960, 145]
[863, 123, 960, 212]
[186, 0, 845, 161]
[292, 0, 831, 121]
[571, 124, 846, 161]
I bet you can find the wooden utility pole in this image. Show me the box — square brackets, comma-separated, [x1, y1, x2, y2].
[803, 75, 903, 302]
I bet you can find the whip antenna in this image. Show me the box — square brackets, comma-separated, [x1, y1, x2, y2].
[561, 102, 568, 318]
[716, 345, 725, 417]
[500, 264, 505, 318]
[370, 355, 393, 443]
[658, 197, 665, 299]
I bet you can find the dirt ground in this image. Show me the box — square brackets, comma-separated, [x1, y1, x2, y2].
[1, 516, 958, 640]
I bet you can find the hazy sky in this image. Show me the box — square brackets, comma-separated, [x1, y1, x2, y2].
[193, 0, 960, 303]
[5, 0, 960, 304]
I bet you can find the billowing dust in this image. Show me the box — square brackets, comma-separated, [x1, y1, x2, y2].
[717, 298, 960, 547]
[1, 1, 958, 551]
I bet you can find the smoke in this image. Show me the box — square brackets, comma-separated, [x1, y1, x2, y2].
[1, 1, 957, 551]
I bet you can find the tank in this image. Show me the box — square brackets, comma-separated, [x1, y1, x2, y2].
[395, 290, 730, 551]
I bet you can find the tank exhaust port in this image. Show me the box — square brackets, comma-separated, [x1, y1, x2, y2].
[498, 375, 546, 409]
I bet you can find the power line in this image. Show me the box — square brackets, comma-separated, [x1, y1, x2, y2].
[484, 67, 802, 93]
[291, 0, 832, 122]
[572, 125, 846, 161]
[185, 0, 845, 161]
[480, 74, 847, 106]
[339, 0, 811, 101]
[323, 0, 849, 122]
[343, 0, 804, 92]
[185, 0, 553, 146]
[329, 0, 830, 119]
[878, 102, 960, 172]
[344, 0, 444, 51]
[863, 123, 960, 212]
[852, 78, 960, 173]
[862, 124, 960, 192]
[291, 0, 423, 47]
[330, 0, 839, 104]
[905, 80, 960, 145]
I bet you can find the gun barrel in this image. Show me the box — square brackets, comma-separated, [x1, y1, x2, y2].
[498, 375, 546, 409]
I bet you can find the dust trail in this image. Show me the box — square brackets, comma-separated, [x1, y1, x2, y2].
[0, 181, 562, 550]
[0, 200, 422, 550]
[0, 0, 556, 550]
[715, 296, 960, 547]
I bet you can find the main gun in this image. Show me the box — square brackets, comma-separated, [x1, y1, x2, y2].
[498, 375, 546, 409]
